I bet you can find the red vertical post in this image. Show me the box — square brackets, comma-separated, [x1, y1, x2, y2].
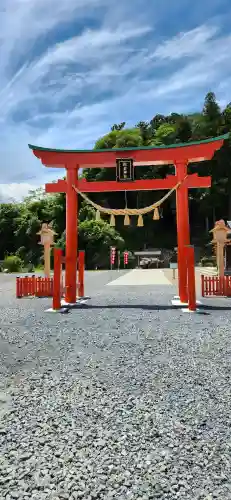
[222, 276, 226, 296]
[186, 245, 196, 311]
[65, 167, 78, 304]
[35, 277, 39, 296]
[201, 275, 205, 297]
[78, 250, 85, 298]
[175, 161, 190, 303]
[27, 277, 31, 295]
[24, 277, 29, 296]
[16, 277, 20, 298]
[39, 277, 42, 297]
[32, 275, 36, 295]
[30, 277, 34, 295]
[53, 248, 62, 310]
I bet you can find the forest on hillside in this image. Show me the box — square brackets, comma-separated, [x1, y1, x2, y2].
[1, 92, 231, 270]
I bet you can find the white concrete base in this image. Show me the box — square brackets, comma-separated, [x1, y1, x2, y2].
[172, 299, 188, 307]
[45, 307, 67, 313]
[172, 297, 202, 306]
[61, 298, 88, 307]
[45, 297, 89, 313]
[182, 308, 200, 313]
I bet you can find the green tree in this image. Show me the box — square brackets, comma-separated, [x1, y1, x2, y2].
[168, 113, 182, 124]
[79, 219, 124, 268]
[95, 130, 119, 149]
[78, 201, 96, 222]
[115, 128, 143, 148]
[135, 121, 152, 145]
[175, 117, 192, 143]
[111, 122, 126, 131]
[150, 114, 167, 133]
[203, 92, 221, 122]
[57, 220, 125, 269]
[94, 128, 142, 150]
[202, 91, 222, 136]
[0, 204, 21, 259]
[221, 103, 231, 133]
[14, 207, 41, 265]
[152, 123, 176, 145]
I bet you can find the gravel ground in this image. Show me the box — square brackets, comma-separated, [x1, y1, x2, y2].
[0, 273, 231, 499]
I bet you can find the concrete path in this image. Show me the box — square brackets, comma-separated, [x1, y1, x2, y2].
[107, 268, 172, 286]
[196, 266, 217, 276]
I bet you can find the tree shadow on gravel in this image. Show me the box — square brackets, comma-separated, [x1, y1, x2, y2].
[70, 303, 231, 312]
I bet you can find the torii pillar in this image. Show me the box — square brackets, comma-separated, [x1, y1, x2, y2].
[175, 160, 190, 303]
[65, 167, 78, 303]
[29, 134, 228, 305]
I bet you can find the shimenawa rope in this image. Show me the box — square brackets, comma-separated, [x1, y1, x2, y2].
[72, 175, 188, 225]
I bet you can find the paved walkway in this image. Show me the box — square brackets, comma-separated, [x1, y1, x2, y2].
[107, 269, 172, 286]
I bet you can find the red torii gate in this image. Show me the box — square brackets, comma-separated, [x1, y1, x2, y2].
[29, 134, 228, 304]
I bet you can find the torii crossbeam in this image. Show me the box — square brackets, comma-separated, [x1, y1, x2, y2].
[29, 134, 228, 304]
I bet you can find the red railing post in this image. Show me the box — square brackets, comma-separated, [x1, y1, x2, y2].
[228, 276, 231, 296]
[78, 250, 85, 298]
[27, 277, 30, 295]
[201, 274, 230, 297]
[201, 274, 205, 297]
[24, 276, 29, 296]
[37, 277, 41, 297]
[16, 277, 21, 298]
[204, 276, 207, 296]
[208, 277, 211, 296]
[44, 276, 49, 297]
[31, 275, 35, 295]
[49, 278, 53, 296]
[53, 248, 62, 310]
[185, 245, 196, 311]
[29, 276, 33, 295]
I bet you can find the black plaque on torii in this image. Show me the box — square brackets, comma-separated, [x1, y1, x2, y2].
[116, 158, 134, 182]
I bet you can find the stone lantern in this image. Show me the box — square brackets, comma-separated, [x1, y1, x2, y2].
[37, 223, 56, 277]
[210, 220, 229, 277]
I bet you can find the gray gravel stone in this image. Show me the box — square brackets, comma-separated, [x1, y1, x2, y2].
[0, 272, 231, 499]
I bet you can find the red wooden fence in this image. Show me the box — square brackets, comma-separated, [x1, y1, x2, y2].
[16, 250, 85, 306]
[201, 275, 231, 297]
[16, 276, 53, 298]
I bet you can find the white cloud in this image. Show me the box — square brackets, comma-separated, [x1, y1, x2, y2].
[153, 25, 219, 60]
[0, 0, 107, 64]
[0, 183, 43, 203]
[0, 1, 231, 201]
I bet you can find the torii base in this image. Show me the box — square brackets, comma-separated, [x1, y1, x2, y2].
[181, 307, 200, 313]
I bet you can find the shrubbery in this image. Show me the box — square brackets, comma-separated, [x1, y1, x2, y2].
[200, 255, 217, 267]
[3, 255, 22, 272]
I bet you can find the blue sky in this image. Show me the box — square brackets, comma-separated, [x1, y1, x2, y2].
[1, 0, 231, 201]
